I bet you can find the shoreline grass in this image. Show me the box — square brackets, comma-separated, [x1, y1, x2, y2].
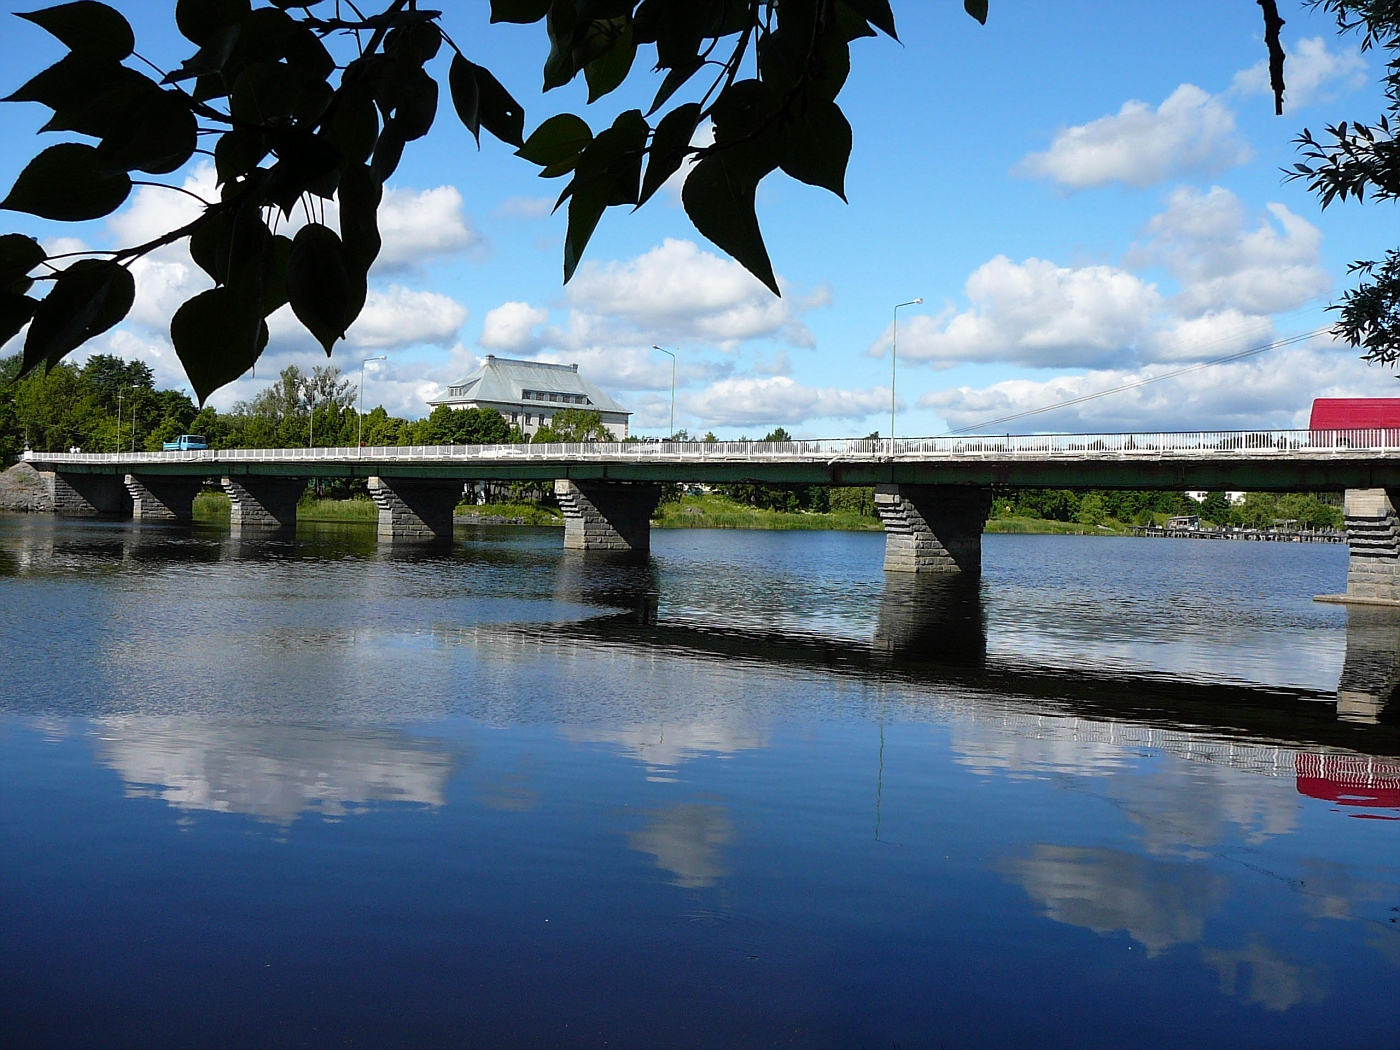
[653, 494, 881, 531]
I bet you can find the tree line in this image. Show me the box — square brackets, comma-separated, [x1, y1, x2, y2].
[0, 355, 615, 457]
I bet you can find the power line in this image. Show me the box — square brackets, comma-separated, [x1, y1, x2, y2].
[945, 327, 1328, 435]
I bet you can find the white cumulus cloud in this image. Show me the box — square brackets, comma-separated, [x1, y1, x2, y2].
[347, 286, 468, 349]
[877, 257, 1161, 369]
[683, 376, 893, 428]
[1019, 84, 1251, 191]
[479, 301, 550, 352]
[374, 185, 480, 269]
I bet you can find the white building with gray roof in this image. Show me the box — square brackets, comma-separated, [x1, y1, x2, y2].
[428, 355, 631, 440]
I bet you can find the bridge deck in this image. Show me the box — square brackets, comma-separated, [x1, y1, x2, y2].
[24, 430, 1400, 489]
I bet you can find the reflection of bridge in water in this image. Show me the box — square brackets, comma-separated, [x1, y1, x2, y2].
[24, 429, 1400, 602]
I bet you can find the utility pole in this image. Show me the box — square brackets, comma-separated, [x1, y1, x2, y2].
[651, 345, 676, 440]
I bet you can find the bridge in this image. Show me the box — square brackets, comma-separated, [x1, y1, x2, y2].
[23, 427, 1400, 602]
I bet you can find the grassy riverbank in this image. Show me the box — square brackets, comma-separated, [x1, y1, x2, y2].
[985, 515, 1128, 536]
[653, 493, 880, 531]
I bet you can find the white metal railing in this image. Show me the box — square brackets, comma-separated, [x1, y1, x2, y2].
[20, 428, 1400, 466]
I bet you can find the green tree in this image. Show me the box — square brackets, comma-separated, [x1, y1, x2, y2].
[1199, 491, 1232, 525]
[418, 405, 511, 445]
[533, 408, 614, 443]
[1077, 492, 1107, 526]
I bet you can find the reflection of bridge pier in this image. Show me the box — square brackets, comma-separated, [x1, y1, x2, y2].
[874, 573, 986, 664]
[1336, 604, 1400, 723]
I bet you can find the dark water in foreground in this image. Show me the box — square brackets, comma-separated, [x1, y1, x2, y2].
[0, 517, 1397, 1049]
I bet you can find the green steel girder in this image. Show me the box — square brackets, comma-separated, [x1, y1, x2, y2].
[36, 457, 1400, 490]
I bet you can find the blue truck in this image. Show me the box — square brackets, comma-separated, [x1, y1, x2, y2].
[161, 435, 208, 452]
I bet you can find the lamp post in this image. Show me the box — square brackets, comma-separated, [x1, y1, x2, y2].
[890, 298, 922, 451]
[357, 355, 386, 455]
[651, 344, 676, 440]
[115, 389, 123, 454]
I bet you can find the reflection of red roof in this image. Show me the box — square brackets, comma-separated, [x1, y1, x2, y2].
[1296, 752, 1400, 810]
[1310, 398, 1400, 430]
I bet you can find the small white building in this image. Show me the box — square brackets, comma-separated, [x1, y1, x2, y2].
[428, 355, 631, 440]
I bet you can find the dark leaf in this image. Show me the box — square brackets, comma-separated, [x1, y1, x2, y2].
[22, 259, 134, 373]
[490, 0, 551, 23]
[282, 23, 334, 82]
[325, 81, 379, 165]
[543, 0, 578, 91]
[18, 1, 134, 59]
[0, 142, 131, 221]
[449, 55, 481, 143]
[638, 101, 699, 207]
[563, 174, 610, 283]
[8, 54, 152, 135]
[171, 287, 267, 404]
[96, 89, 198, 175]
[841, 0, 899, 38]
[287, 223, 364, 353]
[337, 162, 382, 273]
[517, 112, 592, 168]
[584, 21, 636, 103]
[0, 235, 46, 287]
[391, 66, 438, 141]
[163, 22, 241, 83]
[188, 209, 234, 282]
[235, 5, 298, 63]
[230, 61, 301, 124]
[647, 56, 702, 115]
[263, 126, 341, 211]
[370, 123, 405, 182]
[385, 21, 441, 66]
[260, 234, 292, 317]
[450, 55, 525, 147]
[682, 154, 778, 295]
[214, 128, 269, 182]
[711, 79, 782, 179]
[176, 0, 250, 46]
[0, 293, 38, 347]
[779, 97, 852, 200]
[832, 2, 878, 41]
[963, 0, 988, 25]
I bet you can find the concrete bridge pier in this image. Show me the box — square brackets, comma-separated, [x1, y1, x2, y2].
[124, 474, 203, 522]
[221, 476, 304, 529]
[1342, 488, 1400, 602]
[41, 471, 131, 516]
[1336, 605, 1400, 723]
[555, 480, 662, 552]
[368, 476, 461, 541]
[875, 484, 993, 574]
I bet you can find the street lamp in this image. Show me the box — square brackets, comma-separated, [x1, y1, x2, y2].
[357, 355, 387, 454]
[651, 345, 676, 440]
[890, 298, 922, 450]
[115, 389, 123, 454]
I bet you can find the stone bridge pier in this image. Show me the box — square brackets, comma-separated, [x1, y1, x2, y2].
[124, 474, 203, 522]
[41, 471, 131, 516]
[555, 480, 662, 552]
[368, 476, 463, 541]
[1342, 488, 1400, 602]
[221, 475, 304, 529]
[875, 484, 994, 574]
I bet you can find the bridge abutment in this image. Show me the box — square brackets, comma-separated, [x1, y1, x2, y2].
[876, 484, 993, 574]
[222, 476, 304, 529]
[555, 480, 662, 552]
[42, 471, 130, 516]
[125, 474, 202, 522]
[368, 476, 461, 541]
[1342, 488, 1400, 602]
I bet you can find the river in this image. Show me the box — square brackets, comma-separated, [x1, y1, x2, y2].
[0, 517, 1396, 1048]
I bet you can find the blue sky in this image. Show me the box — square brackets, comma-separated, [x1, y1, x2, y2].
[1, 1, 1394, 436]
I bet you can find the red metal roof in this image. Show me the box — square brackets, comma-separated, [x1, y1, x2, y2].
[1309, 398, 1400, 429]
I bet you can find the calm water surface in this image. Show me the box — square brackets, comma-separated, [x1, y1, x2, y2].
[0, 517, 1397, 1049]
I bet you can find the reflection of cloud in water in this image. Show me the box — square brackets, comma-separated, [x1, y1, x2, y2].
[565, 722, 765, 780]
[628, 804, 734, 888]
[1202, 942, 1328, 1012]
[1001, 845, 1226, 955]
[955, 712, 1301, 854]
[94, 720, 457, 824]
